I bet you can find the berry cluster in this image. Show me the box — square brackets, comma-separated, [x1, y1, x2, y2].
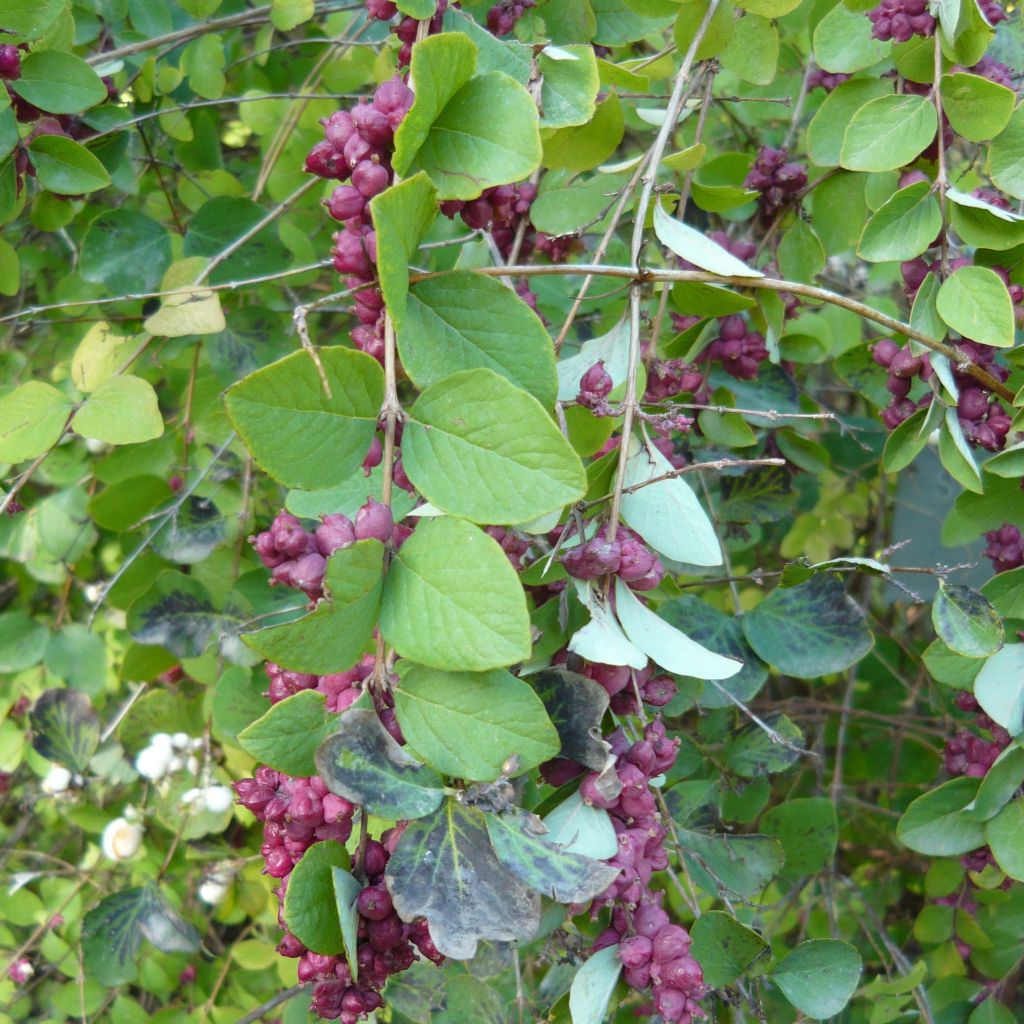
[486, 0, 536, 36]
[305, 76, 414, 362]
[560, 526, 665, 592]
[581, 720, 705, 1023]
[944, 693, 1012, 780]
[250, 503, 395, 602]
[644, 359, 705, 403]
[867, 0, 935, 43]
[744, 146, 808, 217]
[366, 0, 448, 66]
[807, 67, 850, 92]
[706, 314, 770, 381]
[983, 525, 1024, 574]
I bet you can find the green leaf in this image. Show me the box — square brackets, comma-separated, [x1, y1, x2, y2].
[394, 34, 540, 200]
[0, 380, 71, 462]
[968, 745, 1024, 821]
[485, 810, 619, 903]
[243, 541, 383, 674]
[542, 792, 618, 859]
[315, 707, 445, 820]
[989, 103, 1024, 199]
[238, 690, 339, 777]
[398, 273, 557, 407]
[143, 258, 226, 338]
[73, 376, 163, 446]
[403, 369, 586, 525]
[151, 495, 226, 565]
[941, 72, 1015, 143]
[932, 582, 1004, 658]
[690, 911, 769, 988]
[771, 940, 862, 1019]
[948, 188, 1024, 251]
[271, 0, 314, 30]
[938, 410, 983, 493]
[542, 92, 624, 172]
[840, 95, 938, 172]
[530, 169, 619, 235]
[620, 439, 722, 566]
[29, 689, 100, 773]
[183, 196, 291, 285]
[974, 644, 1024, 735]
[659, 595, 769, 707]
[969, 1000, 1017, 1024]
[568, 945, 621, 1024]
[858, 183, 942, 262]
[83, 887, 200, 988]
[986, 799, 1024, 881]
[725, 715, 804, 777]
[615, 581, 744, 680]
[331, 867, 362, 980]
[672, 0, 734, 60]
[936, 265, 1015, 348]
[720, 13, 778, 85]
[813, 3, 888, 72]
[982, 566, 1024, 619]
[742, 575, 874, 678]
[211, 667, 267, 746]
[10, 50, 107, 114]
[654, 201, 762, 278]
[395, 664, 560, 781]
[28, 134, 110, 194]
[897, 777, 987, 855]
[381, 517, 531, 671]
[882, 405, 932, 472]
[45, 624, 107, 697]
[676, 828, 783, 898]
[385, 798, 540, 958]
[80, 210, 172, 295]
[126, 571, 220, 659]
[761, 797, 838, 877]
[807, 79, 893, 168]
[225, 347, 384, 491]
[777, 219, 825, 283]
[370, 172, 438, 327]
[283, 840, 349, 955]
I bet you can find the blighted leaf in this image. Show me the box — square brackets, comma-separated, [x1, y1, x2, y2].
[932, 582, 1004, 658]
[542, 792, 618, 859]
[225, 347, 383, 491]
[151, 495, 226, 564]
[316, 707, 444, 820]
[385, 798, 540, 959]
[380, 517, 531, 672]
[568, 945, 621, 1024]
[284, 840, 349, 955]
[717, 465, 796, 524]
[615, 581, 743, 680]
[29, 688, 100, 773]
[771, 940, 862, 1019]
[897, 777, 987, 855]
[659, 596, 768, 707]
[974, 644, 1024, 735]
[620, 438, 722, 566]
[531, 667, 611, 771]
[83, 886, 200, 988]
[486, 810, 619, 903]
[403, 369, 586, 525]
[127, 571, 220, 659]
[238, 690, 339, 778]
[742, 576, 873, 678]
[395, 665, 560, 781]
[690, 912, 769, 988]
[724, 715, 804, 777]
[244, 540, 383, 674]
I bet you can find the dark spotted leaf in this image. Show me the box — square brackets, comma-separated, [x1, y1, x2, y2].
[126, 571, 221, 659]
[742, 575, 873, 678]
[83, 886, 200, 987]
[29, 688, 100, 773]
[239, 690, 339, 778]
[530, 667, 611, 771]
[717, 466, 796, 524]
[243, 540, 384, 674]
[385, 797, 540, 959]
[151, 495, 226, 564]
[932, 582, 1004, 659]
[316, 707, 444, 821]
[485, 809, 619, 903]
[725, 715, 805, 777]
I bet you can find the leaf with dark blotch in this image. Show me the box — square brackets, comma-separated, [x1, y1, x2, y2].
[315, 708, 444, 821]
[83, 885, 200, 987]
[152, 495, 226, 564]
[485, 809, 619, 904]
[126, 571, 221, 658]
[932, 582, 1004, 659]
[717, 466, 796, 524]
[385, 798, 540, 959]
[530, 667, 611, 771]
[742, 575, 873, 678]
[725, 715, 805, 777]
[30, 688, 100, 773]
